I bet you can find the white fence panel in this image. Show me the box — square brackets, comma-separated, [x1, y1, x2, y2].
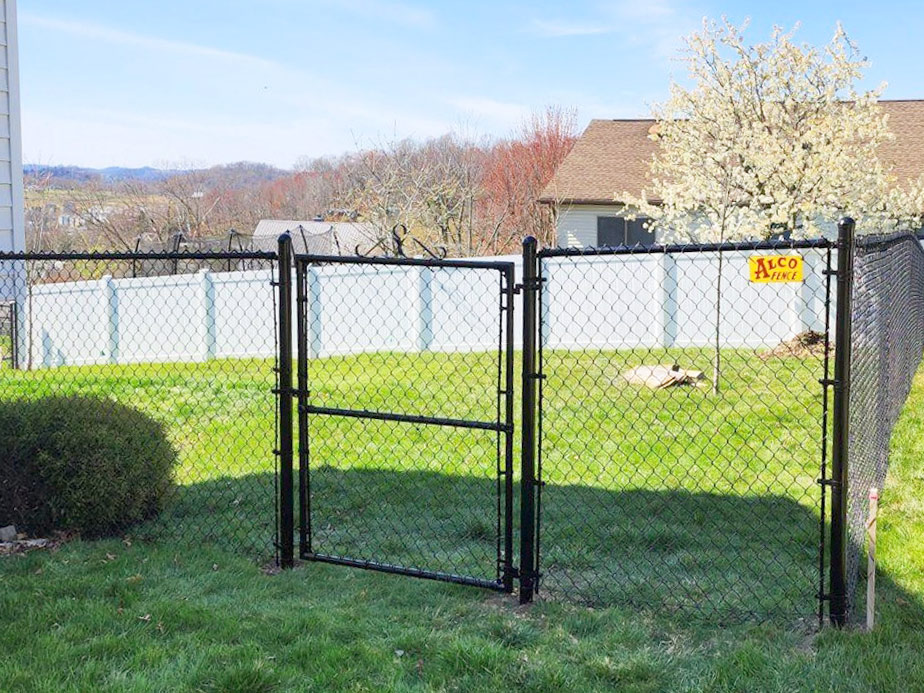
[542, 255, 665, 350]
[114, 273, 204, 364]
[313, 265, 416, 357]
[30, 278, 107, 367]
[213, 269, 275, 359]
[20, 249, 832, 369]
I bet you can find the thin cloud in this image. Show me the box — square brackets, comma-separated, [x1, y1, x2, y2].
[527, 0, 700, 59]
[20, 13, 280, 69]
[447, 97, 529, 125]
[317, 0, 436, 29]
[527, 19, 610, 37]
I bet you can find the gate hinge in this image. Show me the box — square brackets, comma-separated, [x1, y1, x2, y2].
[513, 277, 545, 294]
[822, 269, 838, 277]
[817, 592, 832, 601]
[526, 372, 547, 381]
[818, 378, 838, 388]
[817, 478, 841, 488]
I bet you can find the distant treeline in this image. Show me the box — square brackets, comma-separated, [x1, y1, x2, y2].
[24, 107, 577, 257]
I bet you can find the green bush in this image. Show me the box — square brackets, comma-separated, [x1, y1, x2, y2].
[0, 395, 178, 537]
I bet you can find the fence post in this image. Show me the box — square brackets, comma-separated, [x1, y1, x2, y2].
[99, 275, 117, 364]
[296, 259, 310, 559]
[829, 217, 855, 626]
[519, 236, 539, 604]
[418, 267, 434, 351]
[277, 233, 295, 569]
[199, 269, 216, 361]
[307, 266, 322, 358]
[661, 253, 678, 348]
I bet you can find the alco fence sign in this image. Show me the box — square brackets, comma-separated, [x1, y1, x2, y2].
[748, 255, 804, 283]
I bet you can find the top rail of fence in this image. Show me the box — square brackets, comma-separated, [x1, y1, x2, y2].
[0, 250, 278, 261]
[855, 230, 924, 253]
[294, 253, 515, 272]
[539, 237, 834, 259]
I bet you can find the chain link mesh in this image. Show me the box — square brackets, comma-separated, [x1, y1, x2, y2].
[294, 256, 515, 589]
[846, 232, 924, 621]
[0, 251, 280, 560]
[535, 242, 833, 621]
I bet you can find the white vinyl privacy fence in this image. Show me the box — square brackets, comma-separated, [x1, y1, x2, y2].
[18, 249, 830, 369]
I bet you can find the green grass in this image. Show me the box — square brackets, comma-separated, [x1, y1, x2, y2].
[1, 350, 922, 690]
[0, 333, 11, 368]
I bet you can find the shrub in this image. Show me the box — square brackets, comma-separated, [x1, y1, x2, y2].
[0, 395, 178, 537]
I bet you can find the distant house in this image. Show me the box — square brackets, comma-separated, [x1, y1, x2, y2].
[250, 219, 379, 256]
[540, 100, 924, 249]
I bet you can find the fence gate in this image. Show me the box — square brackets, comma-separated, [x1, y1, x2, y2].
[0, 300, 15, 368]
[287, 250, 516, 591]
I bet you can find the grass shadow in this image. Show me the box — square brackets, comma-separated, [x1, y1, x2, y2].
[128, 467, 892, 625]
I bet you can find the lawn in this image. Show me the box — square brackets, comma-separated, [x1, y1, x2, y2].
[1, 350, 922, 691]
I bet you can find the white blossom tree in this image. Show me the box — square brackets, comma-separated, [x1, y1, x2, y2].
[623, 18, 924, 392]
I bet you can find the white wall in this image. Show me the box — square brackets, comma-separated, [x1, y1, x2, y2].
[556, 204, 627, 249]
[555, 204, 844, 250]
[21, 249, 830, 369]
[0, 0, 22, 257]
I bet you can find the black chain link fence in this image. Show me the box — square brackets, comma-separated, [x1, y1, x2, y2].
[5, 228, 924, 626]
[0, 250, 281, 561]
[845, 231, 924, 621]
[291, 254, 516, 591]
[532, 240, 834, 622]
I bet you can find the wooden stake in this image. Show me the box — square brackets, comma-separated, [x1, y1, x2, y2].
[866, 487, 879, 631]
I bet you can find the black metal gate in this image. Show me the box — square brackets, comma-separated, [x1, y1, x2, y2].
[0, 300, 16, 368]
[287, 249, 515, 591]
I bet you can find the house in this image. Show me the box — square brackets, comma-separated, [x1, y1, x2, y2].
[540, 100, 924, 249]
[0, 0, 23, 256]
[250, 219, 380, 256]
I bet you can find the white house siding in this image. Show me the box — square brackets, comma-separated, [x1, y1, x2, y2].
[0, 0, 25, 370]
[0, 0, 21, 256]
[556, 205, 849, 249]
[556, 204, 625, 249]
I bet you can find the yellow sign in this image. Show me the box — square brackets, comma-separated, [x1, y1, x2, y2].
[748, 255, 804, 283]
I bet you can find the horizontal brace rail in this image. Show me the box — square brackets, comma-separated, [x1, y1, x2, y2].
[539, 237, 833, 258]
[302, 552, 506, 591]
[300, 404, 509, 432]
[0, 251, 277, 261]
[294, 253, 515, 271]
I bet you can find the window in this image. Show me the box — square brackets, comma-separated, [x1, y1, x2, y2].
[596, 216, 655, 247]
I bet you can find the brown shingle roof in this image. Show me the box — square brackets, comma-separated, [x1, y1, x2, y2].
[879, 100, 924, 186]
[540, 100, 924, 204]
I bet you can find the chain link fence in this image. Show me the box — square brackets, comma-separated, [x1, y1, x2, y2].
[527, 239, 834, 621]
[290, 253, 516, 590]
[4, 226, 924, 626]
[845, 231, 924, 620]
[0, 250, 281, 560]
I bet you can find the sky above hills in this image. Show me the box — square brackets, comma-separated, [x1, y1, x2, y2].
[18, 0, 924, 169]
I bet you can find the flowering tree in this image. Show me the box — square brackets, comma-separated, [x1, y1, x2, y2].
[623, 19, 924, 392]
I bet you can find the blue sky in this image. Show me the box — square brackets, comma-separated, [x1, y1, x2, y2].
[17, 0, 924, 169]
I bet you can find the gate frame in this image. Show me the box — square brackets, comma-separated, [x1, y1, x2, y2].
[279, 242, 517, 592]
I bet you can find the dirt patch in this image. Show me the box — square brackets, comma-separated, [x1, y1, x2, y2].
[760, 331, 829, 360]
